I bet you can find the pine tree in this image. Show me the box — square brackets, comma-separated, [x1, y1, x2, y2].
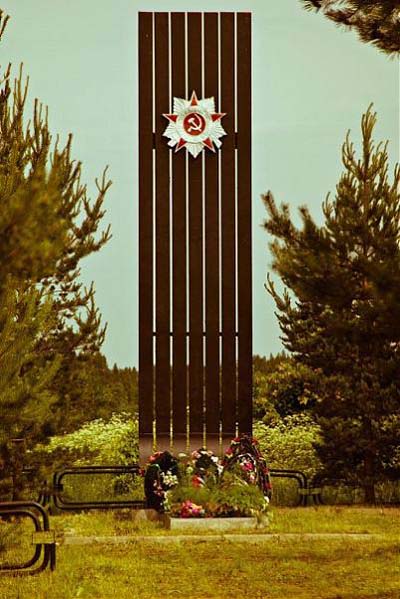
[0, 41, 111, 356]
[254, 356, 319, 422]
[0, 9, 112, 486]
[0, 278, 60, 498]
[263, 106, 400, 503]
[301, 1, 400, 56]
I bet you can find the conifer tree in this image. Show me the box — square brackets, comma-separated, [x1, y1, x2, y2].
[263, 106, 400, 502]
[0, 279, 60, 497]
[301, 1, 400, 56]
[0, 8, 111, 485]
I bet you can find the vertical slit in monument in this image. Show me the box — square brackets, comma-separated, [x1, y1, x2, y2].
[152, 147, 157, 451]
[234, 13, 239, 438]
[185, 12, 188, 97]
[171, 12, 187, 454]
[220, 12, 236, 449]
[168, 12, 173, 450]
[169, 148, 174, 450]
[187, 12, 203, 450]
[234, 148, 239, 438]
[203, 13, 219, 453]
[201, 12, 207, 449]
[202, 150, 206, 449]
[154, 12, 171, 449]
[234, 13, 238, 134]
[184, 12, 190, 452]
[218, 335, 222, 454]
[152, 12, 155, 135]
[185, 151, 190, 452]
[152, 334, 157, 453]
[217, 11, 223, 453]
[151, 14, 157, 451]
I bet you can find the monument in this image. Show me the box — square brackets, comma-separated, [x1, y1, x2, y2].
[138, 12, 252, 458]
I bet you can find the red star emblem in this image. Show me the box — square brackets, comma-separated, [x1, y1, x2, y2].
[163, 91, 226, 157]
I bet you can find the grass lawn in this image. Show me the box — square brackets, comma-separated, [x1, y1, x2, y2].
[0, 507, 399, 598]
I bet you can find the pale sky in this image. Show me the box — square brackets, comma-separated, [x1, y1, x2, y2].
[2, 0, 399, 367]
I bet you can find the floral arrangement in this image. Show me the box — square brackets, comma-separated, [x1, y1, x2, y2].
[179, 500, 206, 518]
[143, 450, 179, 512]
[144, 435, 272, 519]
[222, 435, 273, 499]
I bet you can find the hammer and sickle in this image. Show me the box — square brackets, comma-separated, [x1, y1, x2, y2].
[187, 114, 203, 132]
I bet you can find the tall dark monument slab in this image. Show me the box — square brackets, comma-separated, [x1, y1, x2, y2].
[138, 12, 252, 458]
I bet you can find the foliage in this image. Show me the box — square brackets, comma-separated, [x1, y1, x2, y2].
[169, 471, 270, 519]
[0, 6, 116, 500]
[0, 279, 61, 498]
[222, 435, 272, 498]
[253, 354, 320, 422]
[144, 451, 180, 512]
[0, 282, 59, 445]
[301, 0, 400, 56]
[0, 10, 111, 351]
[253, 352, 288, 375]
[34, 413, 138, 467]
[145, 440, 271, 520]
[253, 355, 281, 423]
[29, 413, 140, 507]
[46, 355, 138, 434]
[0, 6, 112, 470]
[254, 415, 322, 479]
[263, 106, 400, 501]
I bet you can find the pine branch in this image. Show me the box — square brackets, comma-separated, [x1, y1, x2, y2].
[300, 0, 400, 56]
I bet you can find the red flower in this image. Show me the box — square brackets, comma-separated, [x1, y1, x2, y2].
[191, 475, 203, 488]
[149, 452, 163, 463]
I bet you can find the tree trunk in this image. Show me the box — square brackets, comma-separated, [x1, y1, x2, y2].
[363, 482, 376, 504]
[363, 452, 376, 505]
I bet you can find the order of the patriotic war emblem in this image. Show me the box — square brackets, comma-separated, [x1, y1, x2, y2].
[163, 91, 226, 158]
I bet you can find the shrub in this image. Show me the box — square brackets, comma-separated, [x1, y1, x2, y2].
[31, 413, 140, 503]
[168, 470, 270, 520]
[254, 414, 322, 479]
[34, 412, 138, 466]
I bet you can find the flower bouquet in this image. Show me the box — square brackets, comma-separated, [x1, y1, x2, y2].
[144, 435, 272, 523]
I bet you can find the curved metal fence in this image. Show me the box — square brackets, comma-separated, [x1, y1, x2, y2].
[269, 469, 309, 506]
[0, 501, 56, 575]
[51, 465, 145, 511]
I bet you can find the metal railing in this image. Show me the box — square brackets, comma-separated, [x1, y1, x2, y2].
[51, 465, 145, 511]
[269, 469, 310, 506]
[0, 501, 56, 575]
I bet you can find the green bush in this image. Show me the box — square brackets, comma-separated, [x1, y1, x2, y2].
[34, 412, 138, 466]
[31, 413, 140, 503]
[254, 414, 322, 480]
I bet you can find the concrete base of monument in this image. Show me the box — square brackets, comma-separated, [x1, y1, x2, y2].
[165, 516, 259, 531]
[118, 510, 265, 531]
